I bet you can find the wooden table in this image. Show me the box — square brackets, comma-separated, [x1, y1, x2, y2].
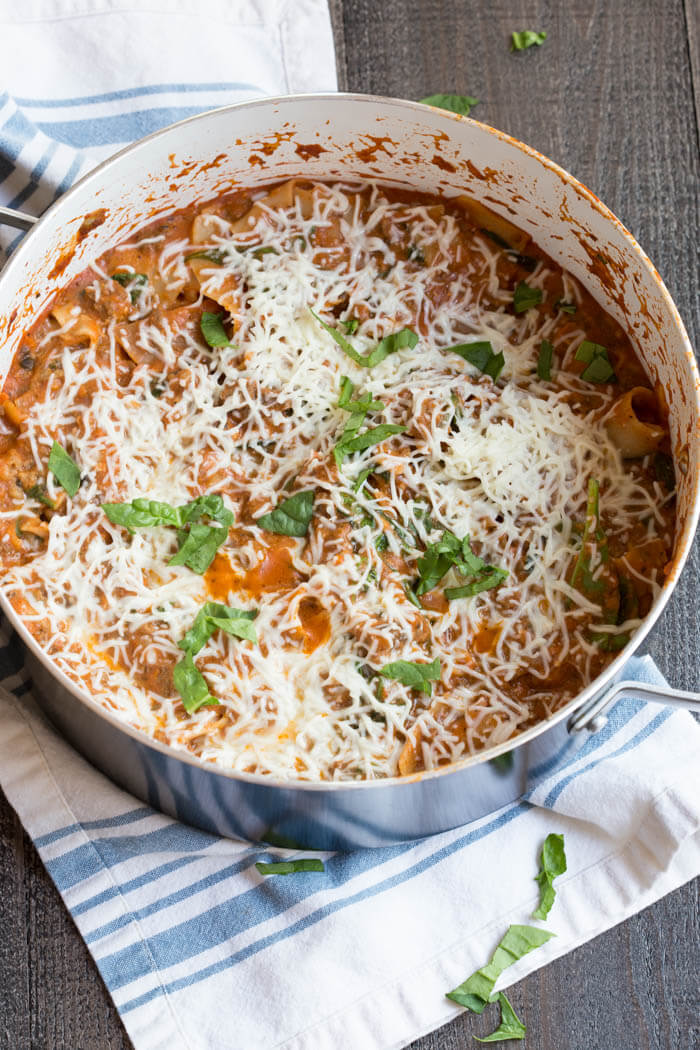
[1, 1, 698, 1046]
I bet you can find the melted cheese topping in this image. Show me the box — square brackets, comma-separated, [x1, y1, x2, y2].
[0, 180, 675, 780]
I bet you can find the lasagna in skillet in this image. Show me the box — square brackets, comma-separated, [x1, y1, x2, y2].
[0, 180, 676, 779]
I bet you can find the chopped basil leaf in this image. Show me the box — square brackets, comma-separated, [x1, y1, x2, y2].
[375, 533, 389, 552]
[112, 271, 148, 304]
[444, 340, 505, 380]
[513, 281, 543, 313]
[532, 833, 567, 920]
[445, 570, 508, 599]
[172, 651, 218, 713]
[343, 318, 359, 334]
[257, 490, 315, 537]
[200, 311, 232, 348]
[480, 230, 536, 271]
[653, 451, 675, 491]
[311, 309, 418, 367]
[536, 339, 554, 381]
[185, 248, 228, 265]
[447, 925, 555, 1013]
[255, 858, 325, 876]
[555, 299, 577, 315]
[416, 530, 508, 599]
[420, 93, 479, 117]
[406, 243, 426, 265]
[474, 993, 526, 1043]
[150, 380, 166, 398]
[570, 478, 602, 595]
[335, 424, 406, 466]
[380, 658, 441, 695]
[252, 246, 278, 258]
[511, 30, 547, 51]
[102, 493, 233, 574]
[575, 340, 616, 382]
[336, 377, 385, 415]
[353, 467, 373, 493]
[179, 602, 258, 655]
[48, 441, 81, 498]
[24, 483, 55, 509]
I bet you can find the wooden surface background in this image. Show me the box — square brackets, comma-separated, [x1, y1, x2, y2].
[1, 0, 698, 1047]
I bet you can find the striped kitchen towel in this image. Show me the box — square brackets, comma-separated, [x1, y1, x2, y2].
[1, 4, 699, 1049]
[1, 631, 699, 1050]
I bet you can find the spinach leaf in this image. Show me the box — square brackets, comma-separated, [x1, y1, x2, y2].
[420, 94, 479, 117]
[48, 441, 81, 498]
[444, 340, 505, 380]
[447, 925, 555, 1013]
[532, 833, 567, 920]
[200, 311, 232, 348]
[379, 658, 441, 695]
[256, 490, 315, 537]
[255, 858, 325, 875]
[474, 993, 526, 1042]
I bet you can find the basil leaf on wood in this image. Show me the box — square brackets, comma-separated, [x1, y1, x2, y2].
[48, 441, 81, 498]
[513, 281, 543, 313]
[575, 340, 616, 383]
[444, 340, 505, 380]
[179, 602, 258, 654]
[255, 858, 325, 875]
[112, 271, 148, 304]
[536, 339, 554, 381]
[447, 925, 555, 1013]
[379, 658, 441, 695]
[311, 309, 418, 367]
[532, 833, 567, 920]
[172, 651, 218, 713]
[511, 30, 547, 51]
[420, 94, 479, 117]
[200, 311, 232, 348]
[257, 490, 315, 537]
[474, 993, 526, 1043]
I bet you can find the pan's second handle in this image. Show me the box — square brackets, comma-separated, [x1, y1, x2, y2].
[0, 205, 37, 232]
[569, 680, 700, 733]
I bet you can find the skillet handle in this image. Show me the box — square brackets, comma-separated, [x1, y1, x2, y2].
[0, 205, 37, 232]
[568, 679, 700, 733]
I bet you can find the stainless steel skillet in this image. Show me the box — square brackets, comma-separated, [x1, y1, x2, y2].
[0, 94, 698, 849]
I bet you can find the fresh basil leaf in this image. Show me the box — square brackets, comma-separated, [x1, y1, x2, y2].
[353, 467, 373, 493]
[420, 94, 479, 117]
[311, 309, 418, 368]
[474, 993, 526, 1043]
[513, 281, 543, 313]
[335, 424, 406, 466]
[255, 858, 325, 875]
[511, 30, 547, 51]
[112, 271, 147, 304]
[375, 533, 389, 552]
[379, 658, 441, 696]
[444, 340, 505, 380]
[169, 522, 229, 574]
[257, 490, 315, 537]
[102, 498, 183, 532]
[575, 340, 616, 382]
[23, 483, 55, 509]
[48, 441, 81, 498]
[555, 299, 577, 315]
[343, 318, 359, 334]
[172, 651, 218, 713]
[200, 311, 232, 348]
[532, 832, 567, 920]
[536, 339, 554, 381]
[445, 569, 507, 599]
[179, 602, 258, 655]
[415, 530, 462, 595]
[570, 478, 601, 593]
[653, 452, 675, 491]
[185, 248, 228, 265]
[447, 925, 555, 1013]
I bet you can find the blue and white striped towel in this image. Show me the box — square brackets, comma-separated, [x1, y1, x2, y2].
[1, 4, 699, 1048]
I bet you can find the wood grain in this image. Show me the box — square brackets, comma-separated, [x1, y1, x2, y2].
[1, 1, 698, 1047]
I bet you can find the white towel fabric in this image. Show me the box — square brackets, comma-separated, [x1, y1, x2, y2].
[1, 4, 699, 1049]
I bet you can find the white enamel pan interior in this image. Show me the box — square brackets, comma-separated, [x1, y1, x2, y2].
[0, 93, 698, 790]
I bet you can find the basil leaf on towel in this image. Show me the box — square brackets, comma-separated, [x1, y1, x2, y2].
[48, 441, 81, 498]
[447, 925, 555, 1013]
[532, 833, 567, 920]
[255, 859, 325, 875]
[474, 993, 526, 1042]
[257, 490, 315, 537]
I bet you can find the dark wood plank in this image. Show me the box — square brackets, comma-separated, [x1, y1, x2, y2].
[0, 2, 697, 1048]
